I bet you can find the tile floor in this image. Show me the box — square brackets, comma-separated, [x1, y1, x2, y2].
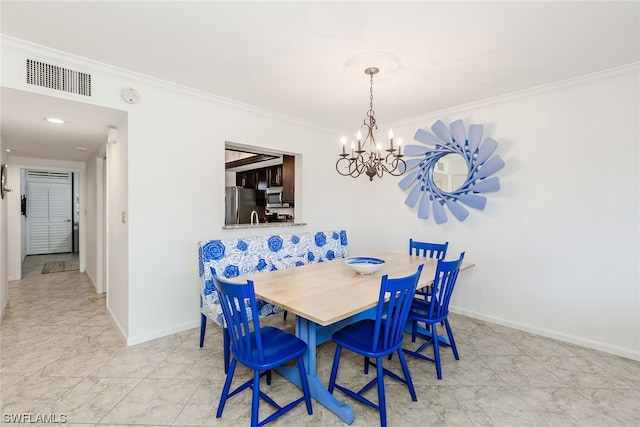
[1, 254, 639, 426]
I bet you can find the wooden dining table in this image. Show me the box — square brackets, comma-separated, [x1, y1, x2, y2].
[228, 251, 475, 424]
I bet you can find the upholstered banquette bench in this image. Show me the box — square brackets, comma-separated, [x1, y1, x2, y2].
[198, 230, 349, 349]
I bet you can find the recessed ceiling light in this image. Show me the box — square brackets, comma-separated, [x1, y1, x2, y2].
[5, 149, 12, 152]
[46, 118, 65, 124]
[75, 147, 88, 151]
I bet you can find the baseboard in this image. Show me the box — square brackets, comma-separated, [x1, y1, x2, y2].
[126, 319, 200, 347]
[451, 306, 640, 361]
[0, 299, 7, 320]
[85, 269, 98, 293]
[106, 304, 128, 345]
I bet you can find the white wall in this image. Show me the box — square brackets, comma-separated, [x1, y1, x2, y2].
[84, 153, 100, 290]
[224, 171, 235, 187]
[346, 67, 640, 360]
[0, 136, 8, 316]
[122, 79, 346, 343]
[0, 37, 349, 345]
[20, 169, 27, 261]
[1, 37, 637, 359]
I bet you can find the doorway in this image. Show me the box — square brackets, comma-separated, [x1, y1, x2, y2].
[25, 169, 73, 255]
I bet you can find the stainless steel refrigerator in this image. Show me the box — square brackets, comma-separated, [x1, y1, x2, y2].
[225, 187, 263, 225]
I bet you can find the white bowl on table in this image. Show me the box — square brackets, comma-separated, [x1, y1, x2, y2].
[345, 257, 385, 275]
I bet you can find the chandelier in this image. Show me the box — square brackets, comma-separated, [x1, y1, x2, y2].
[336, 67, 406, 181]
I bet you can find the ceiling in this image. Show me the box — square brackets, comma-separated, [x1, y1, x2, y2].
[1, 87, 126, 162]
[1, 1, 638, 162]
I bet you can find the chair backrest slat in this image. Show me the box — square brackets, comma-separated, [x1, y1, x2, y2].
[214, 276, 265, 365]
[372, 265, 424, 351]
[409, 239, 448, 259]
[429, 252, 465, 320]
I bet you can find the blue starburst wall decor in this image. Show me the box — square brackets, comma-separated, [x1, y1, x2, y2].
[398, 119, 505, 224]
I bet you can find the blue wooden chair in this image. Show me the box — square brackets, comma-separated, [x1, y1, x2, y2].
[328, 265, 424, 427]
[405, 252, 465, 380]
[409, 239, 448, 297]
[213, 275, 312, 427]
[409, 239, 448, 259]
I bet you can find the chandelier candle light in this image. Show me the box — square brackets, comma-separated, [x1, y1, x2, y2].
[336, 67, 406, 181]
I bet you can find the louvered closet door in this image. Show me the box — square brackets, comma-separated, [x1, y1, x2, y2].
[27, 181, 72, 255]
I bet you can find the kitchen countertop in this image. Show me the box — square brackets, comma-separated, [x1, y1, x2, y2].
[222, 222, 307, 230]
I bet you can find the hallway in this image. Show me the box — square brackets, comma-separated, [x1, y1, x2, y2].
[1, 255, 639, 426]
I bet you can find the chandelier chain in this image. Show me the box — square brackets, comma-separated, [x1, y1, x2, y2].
[366, 72, 376, 126]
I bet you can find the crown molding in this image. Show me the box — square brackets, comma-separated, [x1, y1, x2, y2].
[1, 35, 334, 134]
[4, 36, 636, 135]
[390, 62, 640, 129]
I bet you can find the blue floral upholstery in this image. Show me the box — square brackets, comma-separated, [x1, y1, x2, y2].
[199, 230, 349, 328]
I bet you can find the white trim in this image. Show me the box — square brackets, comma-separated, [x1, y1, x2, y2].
[95, 157, 105, 294]
[390, 62, 640, 129]
[4, 36, 637, 136]
[8, 34, 636, 138]
[6, 164, 21, 281]
[1, 35, 334, 133]
[451, 306, 640, 362]
[25, 178, 73, 255]
[106, 304, 128, 345]
[126, 320, 200, 347]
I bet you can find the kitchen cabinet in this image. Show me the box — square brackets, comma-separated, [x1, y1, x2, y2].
[282, 155, 295, 203]
[235, 154, 294, 204]
[267, 165, 282, 187]
[235, 170, 266, 206]
[236, 170, 255, 189]
[237, 168, 269, 190]
[255, 168, 267, 206]
[256, 168, 268, 190]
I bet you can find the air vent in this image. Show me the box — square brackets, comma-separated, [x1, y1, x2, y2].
[27, 170, 71, 181]
[26, 59, 92, 97]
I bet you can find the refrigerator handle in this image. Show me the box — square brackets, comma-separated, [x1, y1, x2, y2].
[235, 188, 240, 224]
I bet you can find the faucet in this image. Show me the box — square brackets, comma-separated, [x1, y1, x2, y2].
[250, 210, 259, 226]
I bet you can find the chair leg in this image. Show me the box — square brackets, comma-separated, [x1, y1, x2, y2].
[251, 369, 261, 427]
[364, 356, 370, 374]
[414, 322, 435, 353]
[223, 330, 230, 374]
[216, 358, 237, 418]
[328, 346, 342, 393]
[297, 355, 313, 415]
[411, 319, 431, 343]
[199, 313, 207, 347]
[396, 349, 417, 401]
[444, 319, 459, 360]
[432, 323, 442, 380]
[375, 358, 388, 427]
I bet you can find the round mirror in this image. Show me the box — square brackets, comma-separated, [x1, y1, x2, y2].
[398, 119, 505, 223]
[432, 153, 468, 192]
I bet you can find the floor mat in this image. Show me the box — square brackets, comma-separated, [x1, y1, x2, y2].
[41, 260, 79, 274]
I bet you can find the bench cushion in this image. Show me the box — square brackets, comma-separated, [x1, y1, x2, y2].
[199, 230, 348, 326]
